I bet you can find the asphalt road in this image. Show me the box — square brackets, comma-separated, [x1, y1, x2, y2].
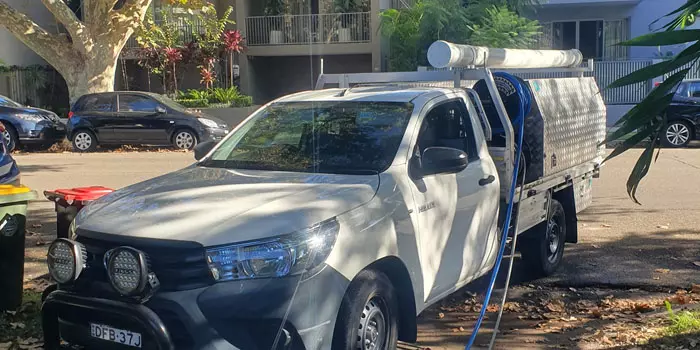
[16, 148, 700, 288]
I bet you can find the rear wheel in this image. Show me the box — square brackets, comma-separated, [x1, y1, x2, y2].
[172, 129, 198, 150]
[72, 130, 97, 152]
[662, 121, 692, 148]
[520, 199, 566, 277]
[332, 270, 399, 350]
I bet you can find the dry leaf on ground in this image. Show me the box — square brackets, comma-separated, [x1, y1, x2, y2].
[437, 312, 445, 319]
[655, 268, 670, 274]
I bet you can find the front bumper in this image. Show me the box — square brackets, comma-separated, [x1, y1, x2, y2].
[199, 127, 229, 143]
[19, 124, 66, 144]
[42, 265, 349, 350]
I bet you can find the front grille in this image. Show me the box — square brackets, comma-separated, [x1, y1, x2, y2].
[75, 235, 214, 292]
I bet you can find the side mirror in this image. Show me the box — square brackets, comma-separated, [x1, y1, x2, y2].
[155, 106, 167, 114]
[421, 147, 468, 176]
[194, 140, 216, 160]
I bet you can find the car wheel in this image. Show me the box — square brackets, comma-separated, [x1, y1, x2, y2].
[662, 121, 693, 148]
[520, 199, 566, 277]
[332, 270, 399, 350]
[172, 129, 198, 150]
[2, 124, 18, 152]
[72, 130, 97, 152]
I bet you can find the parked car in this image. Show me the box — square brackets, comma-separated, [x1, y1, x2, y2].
[661, 79, 700, 147]
[0, 94, 66, 151]
[41, 65, 604, 350]
[0, 122, 20, 186]
[67, 92, 230, 152]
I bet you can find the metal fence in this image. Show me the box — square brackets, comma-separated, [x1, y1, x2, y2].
[0, 69, 47, 106]
[245, 12, 371, 46]
[125, 16, 206, 49]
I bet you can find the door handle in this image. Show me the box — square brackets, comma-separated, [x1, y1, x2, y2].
[479, 175, 496, 186]
[135, 124, 144, 127]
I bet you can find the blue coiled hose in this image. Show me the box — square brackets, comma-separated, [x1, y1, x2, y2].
[465, 72, 531, 350]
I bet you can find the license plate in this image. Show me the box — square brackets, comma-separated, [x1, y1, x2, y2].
[55, 125, 65, 131]
[90, 323, 142, 348]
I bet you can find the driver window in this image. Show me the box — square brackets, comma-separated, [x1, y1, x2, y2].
[118, 94, 159, 112]
[414, 100, 478, 162]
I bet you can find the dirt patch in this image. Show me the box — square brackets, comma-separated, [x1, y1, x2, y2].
[415, 285, 700, 349]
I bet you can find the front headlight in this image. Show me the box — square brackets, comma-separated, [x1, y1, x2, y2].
[104, 247, 149, 296]
[198, 118, 219, 128]
[16, 114, 44, 122]
[206, 218, 340, 282]
[47, 239, 87, 284]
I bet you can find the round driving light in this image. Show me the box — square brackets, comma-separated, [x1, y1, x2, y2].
[105, 247, 148, 296]
[47, 239, 86, 284]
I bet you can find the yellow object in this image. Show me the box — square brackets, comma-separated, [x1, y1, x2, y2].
[0, 185, 31, 196]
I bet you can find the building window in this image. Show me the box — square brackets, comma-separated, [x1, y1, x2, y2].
[537, 19, 629, 60]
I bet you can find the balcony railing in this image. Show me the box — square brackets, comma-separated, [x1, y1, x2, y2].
[245, 12, 371, 46]
[125, 17, 206, 49]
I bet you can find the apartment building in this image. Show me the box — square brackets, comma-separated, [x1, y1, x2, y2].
[533, 0, 698, 60]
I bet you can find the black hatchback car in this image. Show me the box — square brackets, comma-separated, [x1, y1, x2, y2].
[662, 79, 700, 147]
[68, 92, 230, 152]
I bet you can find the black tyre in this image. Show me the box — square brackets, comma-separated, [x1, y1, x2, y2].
[520, 199, 566, 277]
[72, 130, 98, 152]
[661, 121, 693, 148]
[2, 123, 18, 152]
[332, 270, 399, 350]
[172, 129, 198, 150]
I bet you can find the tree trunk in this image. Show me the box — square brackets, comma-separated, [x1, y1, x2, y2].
[62, 54, 118, 104]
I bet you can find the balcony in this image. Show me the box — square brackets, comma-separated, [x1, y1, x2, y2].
[245, 12, 371, 47]
[124, 16, 205, 50]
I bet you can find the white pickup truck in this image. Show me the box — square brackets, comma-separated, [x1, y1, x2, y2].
[42, 46, 605, 350]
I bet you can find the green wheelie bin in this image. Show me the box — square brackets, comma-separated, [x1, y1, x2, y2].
[0, 185, 37, 311]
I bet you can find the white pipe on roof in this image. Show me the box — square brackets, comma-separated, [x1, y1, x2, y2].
[427, 40, 584, 69]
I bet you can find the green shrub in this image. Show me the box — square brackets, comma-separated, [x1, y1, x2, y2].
[209, 87, 240, 104]
[175, 98, 209, 108]
[232, 95, 253, 107]
[177, 89, 212, 101]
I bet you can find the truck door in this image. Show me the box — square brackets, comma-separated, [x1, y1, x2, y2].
[408, 97, 500, 304]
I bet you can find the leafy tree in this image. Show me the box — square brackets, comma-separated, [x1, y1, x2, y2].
[604, 1, 700, 203]
[380, 0, 540, 71]
[0, 0, 205, 103]
[468, 6, 541, 49]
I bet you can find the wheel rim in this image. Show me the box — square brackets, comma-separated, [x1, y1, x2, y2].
[175, 132, 195, 149]
[666, 123, 690, 146]
[2, 130, 11, 147]
[357, 297, 387, 350]
[74, 132, 92, 150]
[547, 218, 561, 262]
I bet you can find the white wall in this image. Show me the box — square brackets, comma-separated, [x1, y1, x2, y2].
[0, 0, 56, 66]
[628, 0, 699, 58]
[535, 0, 699, 59]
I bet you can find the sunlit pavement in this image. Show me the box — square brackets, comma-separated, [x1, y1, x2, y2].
[15, 147, 700, 348]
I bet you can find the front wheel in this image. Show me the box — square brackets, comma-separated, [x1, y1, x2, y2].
[2, 123, 18, 152]
[172, 129, 198, 150]
[332, 270, 399, 350]
[662, 121, 692, 148]
[520, 199, 566, 277]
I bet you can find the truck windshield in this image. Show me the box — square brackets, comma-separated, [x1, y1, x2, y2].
[201, 101, 414, 174]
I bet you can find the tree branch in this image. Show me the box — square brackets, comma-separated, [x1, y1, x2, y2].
[83, 0, 120, 29]
[40, 0, 91, 50]
[110, 0, 152, 44]
[0, 1, 79, 71]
